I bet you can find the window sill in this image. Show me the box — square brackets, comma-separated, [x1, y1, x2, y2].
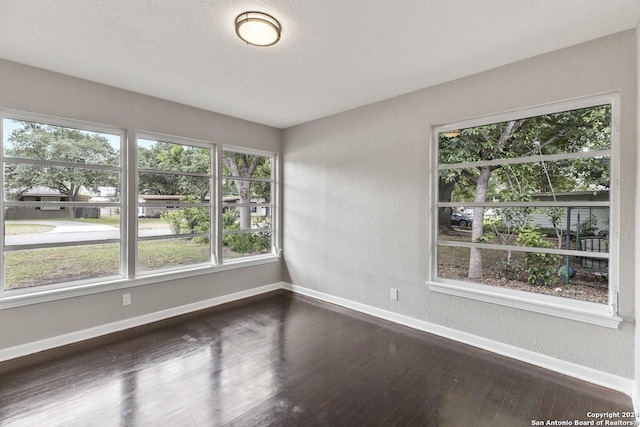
[0, 255, 281, 310]
[428, 279, 621, 329]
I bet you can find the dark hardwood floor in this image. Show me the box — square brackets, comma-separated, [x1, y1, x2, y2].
[0, 291, 632, 426]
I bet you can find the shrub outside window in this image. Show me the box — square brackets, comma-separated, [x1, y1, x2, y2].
[432, 94, 620, 325]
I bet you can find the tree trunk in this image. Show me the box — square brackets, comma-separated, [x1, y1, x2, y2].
[68, 185, 77, 219]
[438, 178, 456, 235]
[236, 179, 252, 230]
[224, 153, 261, 231]
[468, 166, 492, 279]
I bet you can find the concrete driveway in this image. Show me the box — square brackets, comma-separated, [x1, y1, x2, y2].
[6, 220, 170, 246]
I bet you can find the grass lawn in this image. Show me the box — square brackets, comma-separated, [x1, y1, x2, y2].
[137, 239, 210, 272]
[6, 239, 210, 289]
[5, 223, 270, 288]
[137, 218, 171, 230]
[77, 215, 121, 226]
[78, 216, 169, 230]
[6, 243, 121, 288]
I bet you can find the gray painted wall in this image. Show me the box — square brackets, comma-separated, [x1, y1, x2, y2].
[0, 58, 282, 350]
[0, 29, 636, 385]
[283, 30, 637, 378]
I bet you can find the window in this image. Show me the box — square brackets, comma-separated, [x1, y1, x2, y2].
[2, 113, 124, 291]
[431, 94, 620, 327]
[136, 134, 214, 274]
[41, 196, 61, 210]
[0, 110, 279, 305]
[222, 148, 276, 261]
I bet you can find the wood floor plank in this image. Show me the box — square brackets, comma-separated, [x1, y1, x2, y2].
[0, 291, 632, 426]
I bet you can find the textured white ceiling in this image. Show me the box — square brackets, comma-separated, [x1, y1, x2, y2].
[0, 1, 639, 128]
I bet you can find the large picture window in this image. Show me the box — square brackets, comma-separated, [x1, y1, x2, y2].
[136, 134, 214, 273]
[222, 148, 275, 261]
[2, 114, 124, 291]
[0, 111, 280, 304]
[432, 94, 619, 325]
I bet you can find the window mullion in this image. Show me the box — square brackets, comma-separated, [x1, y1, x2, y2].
[127, 128, 137, 280]
[272, 153, 279, 255]
[137, 202, 208, 208]
[5, 201, 123, 208]
[437, 201, 610, 208]
[437, 240, 610, 259]
[138, 167, 211, 178]
[439, 149, 611, 171]
[221, 175, 271, 183]
[137, 233, 211, 242]
[6, 239, 122, 251]
[5, 156, 121, 171]
[215, 144, 224, 265]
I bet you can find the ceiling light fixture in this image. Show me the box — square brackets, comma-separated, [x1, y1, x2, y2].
[235, 11, 281, 47]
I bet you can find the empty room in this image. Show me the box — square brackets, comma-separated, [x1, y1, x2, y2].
[0, 1, 639, 426]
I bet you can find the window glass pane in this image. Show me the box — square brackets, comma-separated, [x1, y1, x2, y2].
[5, 243, 120, 289]
[136, 135, 214, 274]
[5, 164, 120, 202]
[221, 151, 274, 261]
[2, 117, 124, 291]
[3, 119, 121, 165]
[137, 238, 210, 272]
[438, 206, 610, 251]
[138, 173, 210, 200]
[223, 231, 272, 260]
[223, 179, 271, 203]
[75, 211, 121, 228]
[436, 246, 608, 304]
[223, 206, 271, 232]
[223, 177, 272, 243]
[438, 105, 611, 164]
[435, 102, 612, 307]
[440, 157, 610, 203]
[139, 207, 210, 237]
[222, 152, 271, 179]
[5, 214, 121, 245]
[138, 138, 211, 174]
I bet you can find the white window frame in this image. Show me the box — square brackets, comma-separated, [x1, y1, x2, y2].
[428, 92, 622, 328]
[221, 145, 279, 263]
[0, 109, 127, 298]
[135, 131, 216, 275]
[0, 111, 281, 310]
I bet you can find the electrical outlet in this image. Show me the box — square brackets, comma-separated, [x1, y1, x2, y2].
[390, 288, 398, 300]
[122, 293, 131, 306]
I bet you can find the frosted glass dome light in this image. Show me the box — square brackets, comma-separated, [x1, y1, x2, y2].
[235, 12, 281, 47]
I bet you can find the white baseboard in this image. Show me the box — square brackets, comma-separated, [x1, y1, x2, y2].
[0, 282, 286, 364]
[283, 283, 634, 397]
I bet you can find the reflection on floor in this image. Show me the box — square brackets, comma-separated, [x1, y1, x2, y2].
[0, 291, 632, 426]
